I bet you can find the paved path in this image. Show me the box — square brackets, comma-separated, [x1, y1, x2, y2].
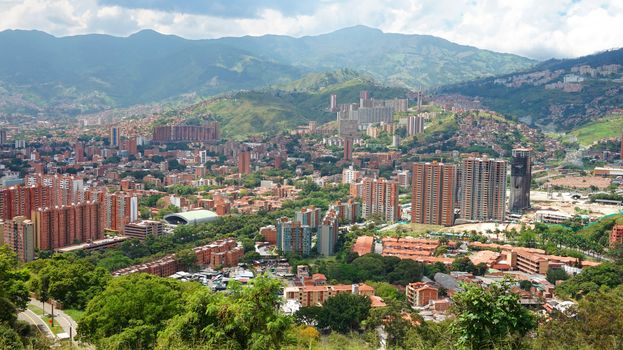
[17, 309, 55, 339]
[30, 299, 78, 340]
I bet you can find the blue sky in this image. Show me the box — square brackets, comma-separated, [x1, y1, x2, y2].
[0, 0, 621, 60]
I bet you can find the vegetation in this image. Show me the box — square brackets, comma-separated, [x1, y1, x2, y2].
[568, 114, 623, 146]
[451, 279, 536, 349]
[78, 274, 198, 350]
[26, 254, 111, 309]
[296, 293, 371, 334]
[441, 49, 623, 131]
[0, 246, 50, 350]
[555, 263, 623, 299]
[0, 26, 533, 117]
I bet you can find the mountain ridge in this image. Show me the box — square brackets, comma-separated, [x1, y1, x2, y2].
[0, 26, 534, 117]
[438, 48, 623, 131]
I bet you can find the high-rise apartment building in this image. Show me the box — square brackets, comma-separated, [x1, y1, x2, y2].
[407, 115, 425, 136]
[110, 127, 120, 147]
[2, 216, 35, 262]
[411, 162, 457, 226]
[318, 210, 339, 256]
[276, 217, 312, 256]
[361, 177, 400, 222]
[330, 94, 337, 112]
[32, 201, 104, 250]
[509, 148, 532, 213]
[152, 122, 219, 143]
[238, 150, 251, 175]
[295, 206, 322, 230]
[0, 129, 6, 144]
[343, 137, 353, 161]
[460, 157, 507, 222]
[342, 166, 361, 184]
[330, 199, 360, 224]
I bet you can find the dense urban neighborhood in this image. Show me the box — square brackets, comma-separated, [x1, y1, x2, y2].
[1, 2, 623, 350]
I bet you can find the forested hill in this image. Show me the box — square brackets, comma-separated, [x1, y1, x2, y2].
[438, 48, 623, 131]
[0, 26, 533, 117]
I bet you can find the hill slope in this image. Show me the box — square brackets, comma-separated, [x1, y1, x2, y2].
[216, 26, 535, 88]
[0, 26, 534, 117]
[152, 72, 409, 138]
[438, 48, 623, 131]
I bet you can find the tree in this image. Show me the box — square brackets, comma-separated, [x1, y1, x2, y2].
[0, 324, 23, 350]
[0, 246, 29, 325]
[555, 263, 623, 299]
[78, 274, 195, 350]
[535, 284, 623, 350]
[519, 280, 533, 291]
[175, 249, 198, 272]
[28, 254, 110, 310]
[315, 293, 371, 333]
[451, 279, 536, 349]
[387, 259, 425, 286]
[156, 276, 291, 350]
[546, 268, 569, 284]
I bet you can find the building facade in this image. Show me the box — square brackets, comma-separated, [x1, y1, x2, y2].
[2, 216, 35, 262]
[276, 217, 312, 256]
[411, 162, 457, 226]
[509, 148, 532, 213]
[361, 178, 400, 222]
[460, 157, 507, 222]
[317, 210, 339, 256]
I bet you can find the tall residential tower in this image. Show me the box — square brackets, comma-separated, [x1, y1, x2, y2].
[509, 148, 532, 213]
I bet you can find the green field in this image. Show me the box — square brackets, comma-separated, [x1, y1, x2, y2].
[567, 114, 623, 146]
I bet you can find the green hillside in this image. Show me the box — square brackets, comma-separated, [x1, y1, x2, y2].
[567, 114, 623, 146]
[0, 26, 534, 117]
[155, 72, 409, 138]
[439, 48, 623, 131]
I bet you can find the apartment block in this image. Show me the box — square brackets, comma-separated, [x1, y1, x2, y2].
[284, 283, 376, 307]
[124, 220, 164, 240]
[330, 198, 360, 224]
[317, 210, 339, 256]
[610, 224, 623, 247]
[460, 157, 507, 222]
[276, 217, 312, 256]
[361, 177, 400, 223]
[113, 239, 242, 277]
[406, 282, 439, 308]
[259, 225, 277, 244]
[411, 162, 457, 226]
[2, 216, 35, 262]
[295, 206, 322, 230]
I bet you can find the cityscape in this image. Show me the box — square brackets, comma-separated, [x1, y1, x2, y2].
[1, 1, 623, 350]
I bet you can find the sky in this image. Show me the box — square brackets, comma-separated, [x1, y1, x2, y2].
[0, 0, 621, 60]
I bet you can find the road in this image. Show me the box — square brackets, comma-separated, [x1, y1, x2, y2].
[17, 308, 55, 339]
[30, 299, 79, 340]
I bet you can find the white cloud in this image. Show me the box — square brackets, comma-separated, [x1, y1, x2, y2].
[0, 0, 621, 59]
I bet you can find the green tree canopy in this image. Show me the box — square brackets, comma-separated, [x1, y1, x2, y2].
[77, 273, 196, 350]
[451, 279, 536, 349]
[156, 276, 291, 350]
[0, 246, 29, 325]
[27, 254, 110, 309]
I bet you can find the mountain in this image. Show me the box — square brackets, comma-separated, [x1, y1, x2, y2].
[438, 48, 623, 131]
[0, 26, 534, 117]
[215, 26, 535, 88]
[151, 70, 409, 138]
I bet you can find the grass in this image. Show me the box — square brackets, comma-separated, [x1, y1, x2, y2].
[63, 309, 85, 322]
[567, 114, 623, 146]
[28, 304, 64, 335]
[381, 223, 444, 237]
